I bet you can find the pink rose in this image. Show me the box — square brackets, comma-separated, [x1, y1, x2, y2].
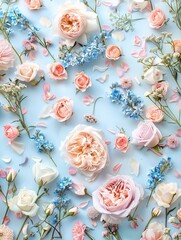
[92, 175, 143, 224]
[0, 39, 14, 71]
[132, 121, 162, 148]
[173, 40, 181, 54]
[60, 125, 109, 181]
[152, 81, 169, 98]
[105, 45, 122, 60]
[48, 62, 68, 80]
[4, 125, 19, 140]
[25, 0, 42, 10]
[145, 106, 164, 123]
[72, 221, 86, 240]
[74, 72, 91, 92]
[148, 8, 166, 29]
[114, 133, 129, 153]
[16, 61, 39, 82]
[166, 135, 179, 149]
[120, 77, 132, 89]
[141, 222, 165, 240]
[50, 97, 73, 122]
[177, 208, 181, 221]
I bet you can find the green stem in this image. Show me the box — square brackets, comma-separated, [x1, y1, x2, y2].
[2, 182, 10, 224]
[45, 150, 57, 167]
[144, 216, 154, 231]
[165, 208, 168, 227]
[16, 216, 29, 240]
[85, 230, 95, 240]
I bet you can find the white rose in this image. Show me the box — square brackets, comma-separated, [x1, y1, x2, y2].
[16, 61, 39, 82]
[8, 189, 39, 217]
[129, 0, 148, 11]
[32, 162, 59, 186]
[143, 67, 163, 85]
[153, 182, 181, 208]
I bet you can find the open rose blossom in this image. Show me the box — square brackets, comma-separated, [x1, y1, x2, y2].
[54, 1, 98, 46]
[16, 61, 39, 82]
[152, 81, 169, 98]
[0, 39, 14, 71]
[92, 175, 144, 224]
[60, 125, 109, 181]
[0, 224, 14, 240]
[74, 72, 91, 92]
[143, 67, 163, 85]
[132, 121, 162, 148]
[148, 8, 166, 29]
[72, 221, 86, 240]
[145, 106, 164, 123]
[25, 0, 42, 10]
[4, 125, 19, 140]
[173, 40, 181, 53]
[114, 133, 129, 153]
[48, 62, 68, 80]
[50, 97, 73, 122]
[105, 45, 122, 60]
[140, 222, 165, 240]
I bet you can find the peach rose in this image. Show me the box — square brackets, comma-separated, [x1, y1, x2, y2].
[0, 39, 14, 71]
[114, 133, 129, 153]
[50, 97, 73, 122]
[152, 81, 169, 98]
[4, 125, 19, 140]
[60, 125, 109, 181]
[25, 0, 42, 10]
[141, 222, 165, 240]
[173, 40, 181, 54]
[74, 72, 91, 92]
[148, 8, 166, 29]
[132, 121, 162, 148]
[105, 45, 122, 60]
[16, 61, 39, 82]
[145, 106, 164, 123]
[48, 62, 68, 80]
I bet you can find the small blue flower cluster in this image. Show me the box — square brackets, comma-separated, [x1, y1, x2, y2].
[147, 157, 173, 190]
[55, 177, 72, 195]
[0, 7, 29, 34]
[61, 31, 111, 68]
[31, 130, 54, 153]
[108, 83, 144, 120]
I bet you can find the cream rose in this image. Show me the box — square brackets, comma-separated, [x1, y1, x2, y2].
[50, 97, 73, 122]
[153, 182, 181, 208]
[8, 189, 39, 217]
[0, 39, 14, 71]
[25, 0, 42, 10]
[105, 45, 122, 60]
[54, 1, 98, 46]
[143, 67, 163, 85]
[74, 71, 91, 92]
[129, 0, 148, 11]
[145, 106, 164, 123]
[16, 61, 39, 82]
[141, 222, 165, 240]
[48, 62, 68, 80]
[60, 125, 109, 181]
[132, 121, 162, 148]
[32, 162, 59, 186]
[148, 8, 166, 29]
[173, 40, 181, 54]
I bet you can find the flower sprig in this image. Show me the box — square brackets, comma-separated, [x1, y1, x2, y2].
[102, 221, 122, 240]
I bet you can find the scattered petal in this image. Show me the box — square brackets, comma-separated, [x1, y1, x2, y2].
[169, 92, 180, 102]
[1, 156, 11, 163]
[43, 83, 56, 102]
[105, 140, 111, 145]
[174, 170, 181, 178]
[107, 129, 116, 134]
[36, 122, 47, 127]
[32, 157, 42, 163]
[40, 16, 52, 28]
[15, 212, 23, 219]
[3, 216, 10, 225]
[83, 95, 94, 106]
[102, 24, 111, 31]
[43, 48, 48, 56]
[0, 170, 7, 178]
[96, 74, 109, 83]
[121, 62, 129, 72]
[78, 201, 89, 209]
[129, 159, 140, 176]
[19, 157, 29, 166]
[9, 141, 24, 155]
[22, 108, 27, 115]
[139, 48, 147, 58]
[91, 220, 97, 227]
[22, 223, 29, 236]
[113, 163, 122, 174]
[38, 105, 52, 119]
[134, 77, 141, 85]
[68, 167, 77, 176]
[116, 67, 124, 78]
[133, 35, 142, 46]
[93, 65, 108, 72]
[131, 51, 139, 58]
[112, 31, 125, 41]
[176, 129, 181, 137]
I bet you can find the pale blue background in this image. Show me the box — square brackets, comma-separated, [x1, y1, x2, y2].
[0, 0, 181, 239]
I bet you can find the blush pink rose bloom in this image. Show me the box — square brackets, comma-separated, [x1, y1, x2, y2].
[50, 97, 73, 122]
[145, 106, 164, 123]
[4, 125, 19, 140]
[54, 1, 98, 46]
[72, 221, 86, 240]
[120, 77, 132, 89]
[74, 72, 91, 92]
[173, 40, 181, 54]
[92, 175, 144, 224]
[16, 61, 39, 82]
[141, 222, 165, 240]
[105, 45, 122, 60]
[48, 62, 68, 80]
[25, 0, 42, 10]
[60, 125, 109, 181]
[0, 39, 14, 71]
[148, 8, 166, 29]
[152, 81, 169, 98]
[114, 133, 129, 153]
[166, 135, 179, 149]
[132, 121, 162, 148]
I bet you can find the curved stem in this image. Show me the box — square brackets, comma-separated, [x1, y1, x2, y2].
[16, 216, 29, 240]
[92, 97, 103, 115]
[2, 182, 10, 224]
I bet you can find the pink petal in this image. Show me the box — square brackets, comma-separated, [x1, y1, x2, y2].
[15, 212, 23, 218]
[0, 170, 7, 178]
[43, 83, 50, 92]
[78, 201, 89, 209]
[146, 2, 153, 11]
[104, 60, 110, 67]
[103, 24, 111, 31]
[113, 163, 122, 174]
[176, 129, 181, 137]
[22, 108, 27, 115]
[174, 170, 181, 178]
[131, 51, 139, 58]
[91, 220, 97, 227]
[121, 62, 129, 72]
[107, 129, 116, 134]
[68, 167, 77, 176]
[116, 67, 124, 77]
[43, 48, 48, 56]
[83, 95, 94, 106]
[105, 140, 111, 145]
[4, 216, 10, 225]
[139, 48, 147, 58]
[29, 51, 35, 60]
[96, 74, 109, 83]
[133, 35, 142, 46]
[169, 92, 180, 102]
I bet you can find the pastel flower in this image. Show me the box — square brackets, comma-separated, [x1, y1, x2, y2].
[60, 125, 109, 181]
[54, 1, 98, 46]
[87, 206, 100, 219]
[25, 0, 42, 10]
[143, 67, 163, 85]
[120, 77, 132, 89]
[140, 222, 165, 240]
[177, 208, 181, 221]
[114, 133, 129, 153]
[173, 40, 181, 54]
[145, 106, 164, 123]
[72, 221, 86, 240]
[0, 224, 14, 240]
[16, 61, 39, 82]
[50, 97, 73, 122]
[92, 175, 144, 224]
[72, 182, 86, 196]
[48, 62, 68, 80]
[166, 135, 179, 149]
[105, 45, 122, 60]
[74, 72, 92, 92]
[8, 189, 39, 217]
[0, 39, 14, 71]
[153, 182, 181, 208]
[152, 81, 169, 98]
[3, 125, 19, 140]
[129, 0, 149, 11]
[148, 8, 166, 29]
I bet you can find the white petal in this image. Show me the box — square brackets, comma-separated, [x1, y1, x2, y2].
[129, 159, 140, 176]
[10, 141, 24, 155]
[112, 31, 125, 41]
[1, 156, 11, 163]
[38, 105, 52, 119]
[40, 17, 52, 28]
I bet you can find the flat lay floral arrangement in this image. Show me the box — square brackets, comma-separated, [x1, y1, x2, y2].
[0, 0, 181, 239]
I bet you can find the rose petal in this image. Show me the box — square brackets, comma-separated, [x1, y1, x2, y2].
[116, 67, 124, 77]
[19, 157, 29, 166]
[3, 216, 10, 225]
[68, 167, 77, 176]
[121, 62, 129, 72]
[40, 16, 52, 28]
[133, 35, 142, 46]
[15, 212, 23, 219]
[9, 141, 24, 155]
[91, 219, 97, 227]
[129, 159, 140, 176]
[176, 129, 181, 137]
[36, 122, 47, 127]
[174, 170, 181, 178]
[22, 108, 27, 115]
[78, 201, 89, 209]
[1, 156, 11, 163]
[83, 95, 94, 106]
[113, 163, 122, 174]
[131, 51, 139, 58]
[93, 65, 108, 72]
[0, 170, 7, 178]
[96, 74, 109, 83]
[112, 31, 125, 41]
[107, 129, 116, 134]
[169, 92, 180, 103]
[102, 24, 111, 31]
[38, 105, 52, 118]
[105, 140, 111, 145]
[32, 157, 42, 163]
